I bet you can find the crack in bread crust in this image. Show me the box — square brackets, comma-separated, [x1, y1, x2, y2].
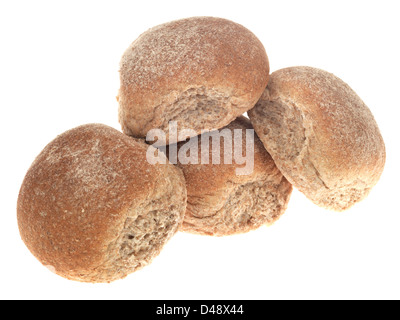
[159, 87, 231, 131]
[182, 177, 292, 236]
[80, 171, 186, 283]
[143, 87, 251, 145]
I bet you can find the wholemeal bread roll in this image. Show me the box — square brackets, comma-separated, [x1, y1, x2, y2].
[248, 66, 386, 211]
[17, 124, 187, 283]
[168, 116, 292, 236]
[118, 16, 269, 144]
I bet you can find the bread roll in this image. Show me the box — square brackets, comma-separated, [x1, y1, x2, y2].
[17, 124, 187, 283]
[248, 66, 386, 211]
[118, 17, 269, 144]
[168, 116, 292, 236]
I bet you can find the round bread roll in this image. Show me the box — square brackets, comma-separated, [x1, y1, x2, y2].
[248, 66, 386, 211]
[118, 16, 269, 144]
[168, 116, 292, 236]
[17, 124, 187, 283]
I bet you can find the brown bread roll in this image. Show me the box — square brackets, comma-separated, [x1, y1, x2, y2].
[168, 116, 292, 236]
[118, 16, 269, 144]
[17, 124, 187, 283]
[248, 66, 386, 211]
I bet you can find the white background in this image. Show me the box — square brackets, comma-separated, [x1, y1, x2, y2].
[1, 0, 399, 300]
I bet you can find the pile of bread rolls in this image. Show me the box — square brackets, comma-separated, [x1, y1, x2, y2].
[17, 17, 385, 283]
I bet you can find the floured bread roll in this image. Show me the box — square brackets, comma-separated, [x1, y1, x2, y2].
[249, 66, 386, 211]
[17, 124, 187, 283]
[118, 17, 269, 144]
[168, 116, 292, 236]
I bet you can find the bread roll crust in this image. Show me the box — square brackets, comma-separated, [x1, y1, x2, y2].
[17, 124, 187, 283]
[248, 66, 386, 211]
[173, 116, 292, 236]
[118, 17, 269, 144]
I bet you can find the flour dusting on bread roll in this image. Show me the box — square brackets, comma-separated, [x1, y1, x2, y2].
[118, 17, 269, 144]
[248, 66, 386, 211]
[169, 116, 292, 236]
[17, 124, 187, 283]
